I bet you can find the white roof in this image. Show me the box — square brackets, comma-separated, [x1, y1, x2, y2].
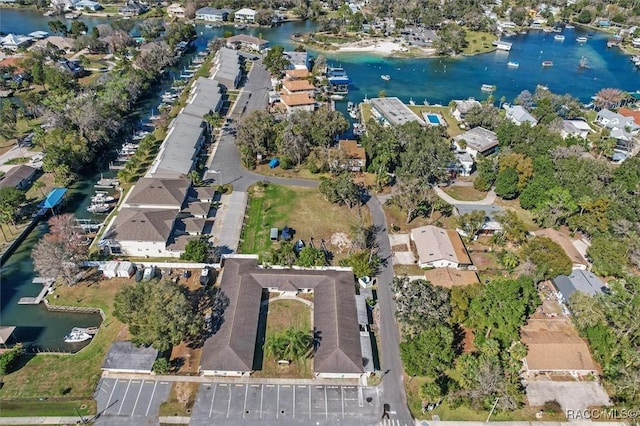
[235, 7, 256, 15]
[564, 120, 592, 132]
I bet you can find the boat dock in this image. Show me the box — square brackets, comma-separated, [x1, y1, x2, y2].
[18, 277, 54, 305]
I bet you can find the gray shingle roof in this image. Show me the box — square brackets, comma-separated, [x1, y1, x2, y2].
[102, 341, 158, 372]
[110, 208, 176, 242]
[552, 269, 605, 300]
[125, 178, 189, 208]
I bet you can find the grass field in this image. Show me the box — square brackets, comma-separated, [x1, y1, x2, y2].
[441, 185, 487, 201]
[407, 105, 465, 137]
[462, 30, 497, 55]
[0, 276, 132, 416]
[159, 382, 199, 417]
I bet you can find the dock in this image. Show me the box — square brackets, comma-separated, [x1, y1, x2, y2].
[18, 278, 54, 305]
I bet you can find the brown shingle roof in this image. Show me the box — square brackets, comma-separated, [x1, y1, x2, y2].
[190, 186, 217, 202]
[338, 139, 365, 160]
[125, 178, 189, 208]
[411, 225, 472, 266]
[534, 229, 588, 268]
[110, 208, 176, 242]
[280, 93, 315, 107]
[282, 79, 315, 92]
[200, 258, 363, 375]
[285, 69, 311, 79]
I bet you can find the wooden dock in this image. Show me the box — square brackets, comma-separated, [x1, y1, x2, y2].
[18, 278, 54, 305]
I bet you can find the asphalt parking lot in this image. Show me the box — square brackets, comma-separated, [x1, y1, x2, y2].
[94, 377, 171, 418]
[190, 382, 383, 425]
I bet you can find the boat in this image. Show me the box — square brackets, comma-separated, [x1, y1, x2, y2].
[409, 98, 415, 106]
[91, 192, 115, 203]
[481, 84, 495, 92]
[579, 56, 592, 69]
[542, 61, 554, 67]
[204, 24, 213, 29]
[536, 84, 549, 91]
[576, 36, 588, 43]
[326, 65, 350, 97]
[64, 327, 92, 343]
[95, 176, 119, 188]
[553, 27, 563, 33]
[347, 101, 358, 119]
[330, 94, 344, 100]
[87, 203, 111, 214]
[381, 74, 391, 81]
[507, 61, 520, 68]
[565, 24, 575, 29]
[352, 123, 365, 136]
[554, 34, 565, 41]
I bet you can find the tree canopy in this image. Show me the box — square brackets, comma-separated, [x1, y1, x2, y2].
[391, 277, 451, 337]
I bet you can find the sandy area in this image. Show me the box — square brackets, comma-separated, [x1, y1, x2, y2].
[335, 39, 436, 57]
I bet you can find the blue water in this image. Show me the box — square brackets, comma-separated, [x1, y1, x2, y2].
[425, 113, 440, 124]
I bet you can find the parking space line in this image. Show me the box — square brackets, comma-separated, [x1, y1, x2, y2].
[341, 386, 345, 418]
[242, 384, 248, 418]
[117, 379, 132, 415]
[226, 384, 232, 418]
[359, 387, 364, 407]
[145, 381, 158, 417]
[104, 379, 117, 412]
[208, 384, 217, 418]
[131, 381, 145, 416]
[293, 384, 295, 418]
[324, 386, 328, 418]
[276, 384, 280, 419]
[308, 385, 311, 419]
[259, 384, 264, 419]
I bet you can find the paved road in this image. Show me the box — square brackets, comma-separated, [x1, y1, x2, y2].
[368, 195, 413, 426]
[433, 186, 496, 205]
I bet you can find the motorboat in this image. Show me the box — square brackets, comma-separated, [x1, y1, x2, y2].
[542, 61, 554, 67]
[481, 84, 495, 92]
[536, 84, 549, 91]
[87, 203, 111, 214]
[64, 328, 92, 343]
[409, 98, 415, 106]
[204, 23, 213, 29]
[565, 24, 575, 29]
[352, 123, 365, 136]
[91, 192, 115, 203]
[554, 34, 565, 41]
[381, 74, 391, 81]
[507, 61, 520, 68]
[576, 36, 588, 43]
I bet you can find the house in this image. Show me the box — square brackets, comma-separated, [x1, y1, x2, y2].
[199, 257, 372, 379]
[453, 127, 499, 158]
[74, 0, 101, 11]
[561, 120, 593, 139]
[450, 98, 481, 122]
[423, 267, 480, 288]
[521, 319, 598, 377]
[31, 36, 75, 53]
[552, 269, 606, 302]
[454, 204, 504, 237]
[284, 51, 310, 70]
[369, 97, 425, 127]
[0, 34, 32, 51]
[329, 139, 366, 172]
[285, 69, 312, 80]
[167, 3, 185, 18]
[595, 109, 638, 132]
[281, 79, 315, 96]
[454, 152, 474, 176]
[617, 107, 640, 126]
[0, 165, 37, 191]
[195, 7, 230, 21]
[280, 93, 316, 114]
[56, 58, 84, 77]
[504, 104, 537, 126]
[410, 225, 472, 269]
[534, 228, 589, 270]
[101, 341, 158, 374]
[225, 34, 268, 52]
[234, 7, 257, 23]
[118, 1, 148, 16]
[210, 48, 242, 90]
[122, 177, 190, 210]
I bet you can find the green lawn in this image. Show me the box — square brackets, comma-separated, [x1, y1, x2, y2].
[462, 30, 497, 55]
[0, 399, 95, 418]
[441, 185, 487, 201]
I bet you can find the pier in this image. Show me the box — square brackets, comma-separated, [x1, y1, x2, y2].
[17, 277, 54, 305]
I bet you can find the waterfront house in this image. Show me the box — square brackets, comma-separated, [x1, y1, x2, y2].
[552, 269, 605, 302]
[504, 104, 538, 126]
[0, 34, 32, 51]
[618, 107, 640, 126]
[225, 34, 268, 52]
[284, 51, 310, 70]
[31, 36, 75, 53]
[281, 79, 315, 96]
[329, 139, 366, 172]
[211, 48, 242, 90]
[74, 0, 101, 11]
[195, 7, 230, 21]
[450, 98, 481, 122]
[454, 152, 474, 176]
[200, 257, 372, 379]
[280, 93, 316, 114]
[534, 228, 589, 270]
[561, 120, 594, 139]
[410, 225, 472, 269]
[102, 341, 159, 374]
[369, 97, 426, 127]
[454, 204, 504, 237]
[595, 109, 638, 132]
[234, 7, 257, 23]
[0, 165, 37, 191]
[285, 69, 312, 80]
[453, 127, 499, 158]
[167, 3, 185, 18]
[118, 1, 148, 16]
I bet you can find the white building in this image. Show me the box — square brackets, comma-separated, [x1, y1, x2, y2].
[167, 3, 185, 18]
[504, 104, 538, 126]
[195, 7, 230, 21]
[234, 7, 257, 23]
[453, 127, 499, 158]
[410, 225, 472, 269]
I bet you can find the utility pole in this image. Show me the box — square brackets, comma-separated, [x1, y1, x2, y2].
[486, 397, 499, 422]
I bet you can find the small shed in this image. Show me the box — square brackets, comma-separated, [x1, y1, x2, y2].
[116, 261, 135, 278]
[102, 261, 119, 279]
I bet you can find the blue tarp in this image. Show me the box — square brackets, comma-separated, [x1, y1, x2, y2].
[40, 188, 68, 209]
[269, 158, 280, 169]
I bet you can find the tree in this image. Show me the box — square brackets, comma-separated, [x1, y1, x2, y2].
[494, 167, 519, 199]
[263, 45, 291, 76]
[534, 187, 577, 227]
[0, 187, 26, 224]
[389, 180, 435, 224]
[114, 279, 201, 352]
[296, 246, 325, 267]
[450, 283, 483, 324]
[69, 21, 88, 37]
[397, 123, 453, 185]
[400, 324, 455, 377]
[152, 357, 171, 374]
[236, 110, 277, 168]
[587, 236, 628, 277]
[521, 237, 572, 281]
[594, 88, 624, 110]
[0, 344, 25, 375]
[494, 210, 527, 245]
[318, 173, 362, 209]
[392, 277, 451, 336]
[47, 20, 68, 36]
[0, 100, 18, 139]
[266, 241, 297, 266]
[419, 382, 443, 404]
[181, 238, 209, 263]
[32, 214, 88, 285]
[187, 170, 202, 186]
[341, 250, 380, 278]
[265, 327, 312, 362]
[455, 210, 486, 242]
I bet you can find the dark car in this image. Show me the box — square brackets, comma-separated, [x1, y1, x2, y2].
[281, 226, 293, 241]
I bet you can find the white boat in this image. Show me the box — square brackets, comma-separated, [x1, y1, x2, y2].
[481, 84, 495, 92]
[542, 61, 554, 67]
[507, 61, 519, 68]
[353, 123, 364, 136]
[565, 24, 575, 29]
[91, 193, 115, 203]
[381, 74, 391, 81]
[576, 36, 588, 43]
[330, 94, 344, 100]
[554, 34, 565, 41]
[536, 84, 549, 91]
[409, 98, 415, 106]
[64, 328, 92, 343]
[204, 24, 213, 29]
[87, 203, 111, 214]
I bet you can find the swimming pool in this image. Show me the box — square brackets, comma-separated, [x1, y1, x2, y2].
[423, 112, 445, 126]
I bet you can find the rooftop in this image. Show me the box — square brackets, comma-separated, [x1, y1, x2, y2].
[410, 225, 472, 266]
[102, 341, 158, 372]
[124, 177, 190, 208]
[280, 93, 315, 107]
[423, 267, 480, 287]
[369, 97, 425, 126]
[108, 208, 176, 242]
[552, 269, 605, 299]
[282, 79, 315, 92]
[453, 127, 499, 153]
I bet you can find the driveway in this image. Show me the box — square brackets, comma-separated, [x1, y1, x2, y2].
[525, 380, 611, 414]
[433, 187, 496, 205]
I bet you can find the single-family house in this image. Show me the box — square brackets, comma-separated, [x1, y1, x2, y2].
[200, 257, 373, 379]
[225, 34, 268, 52]
[595, 109, 638, 132]
[74, 0, 101, 11]
[618, 107, 640, 126]
[329, 139, 366, 172]
[31, 36, 75, 53]
[561, 120, 593, 139]
[280, 93, 316, 114]
[423, 267, 480, 288]
[453, 127, 499, 158]
[552, 269, 606, 302]
[410, 225, 472, 269]
[167, 3, 185, 18]
[450, 98, 481, 122]
[504, 104, 538, 126]
[0, 165, 37, 191]
[369, 97, 425, 127]
[234, 7, 257, 23]
[56, 58, 84, 77]
[285, 68, 312, 80]
[454, 152, 474, 176]
[281, 79, 315, 96]
[118, 1, 148, 16]
[455, 204, 504, 237]
[284, 50, 310, 70]
[195, 7, 230, 21]
[101, 341, 158, 374]
[534, 228, 589, 270]
[0, 34, 32, 51]
[521, 319, 598, 377]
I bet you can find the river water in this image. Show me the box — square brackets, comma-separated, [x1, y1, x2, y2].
[0, 9, 638, 350]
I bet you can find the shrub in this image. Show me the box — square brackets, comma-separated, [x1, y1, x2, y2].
[280, 156, 293, 170]
[153, 358, 171, 374]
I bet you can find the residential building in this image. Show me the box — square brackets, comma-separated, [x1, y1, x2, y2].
[31, 36, 75, 53]
[234, 7, 257, 23]
[453, 127, 499, 158]
[329, 139, 366, 172]
[102, 341, 158, 374]
[561, 120, 593, 139]
[210, 48, 242, 90]
[552, 269, 606, 302]
[521, 319, 598, 377]
[167, 3, 185, 18]
[285, 69, 312, 80]
[454, 152, 474, 176]
[225, 34, 268, 52]
[199, 257, 373, 379]
[369, 97, 425, 127]
[284, 51, 310, 70]
[74, 0, 101, 10]
[410, 225, 472, 269]
[118, 1, 148, 16]
[450, 98, 481, 122]
[535, 228, 589, 270]
[454, 204, 504, 237]
[0, 165, 37, 191]
[595, 109, 638, 132]
[195, 7, 230, 21]
[56, 58, 84, 77]
[0, 34, 32, 51]
[423, 267, 480, 288]
[618, 107, 640, 126]
[280, 93, 316, 114]
[503, 104, 538, 126]
[281, 79, 315, 96]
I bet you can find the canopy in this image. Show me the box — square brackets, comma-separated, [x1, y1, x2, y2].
[40, 188, 68, 209]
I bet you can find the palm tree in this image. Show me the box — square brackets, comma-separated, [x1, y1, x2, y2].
[594, 88, 624, 110]
[265, 328, 312, 362]
[32, 180, 46, 198]
[188, 170, 202, 186]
